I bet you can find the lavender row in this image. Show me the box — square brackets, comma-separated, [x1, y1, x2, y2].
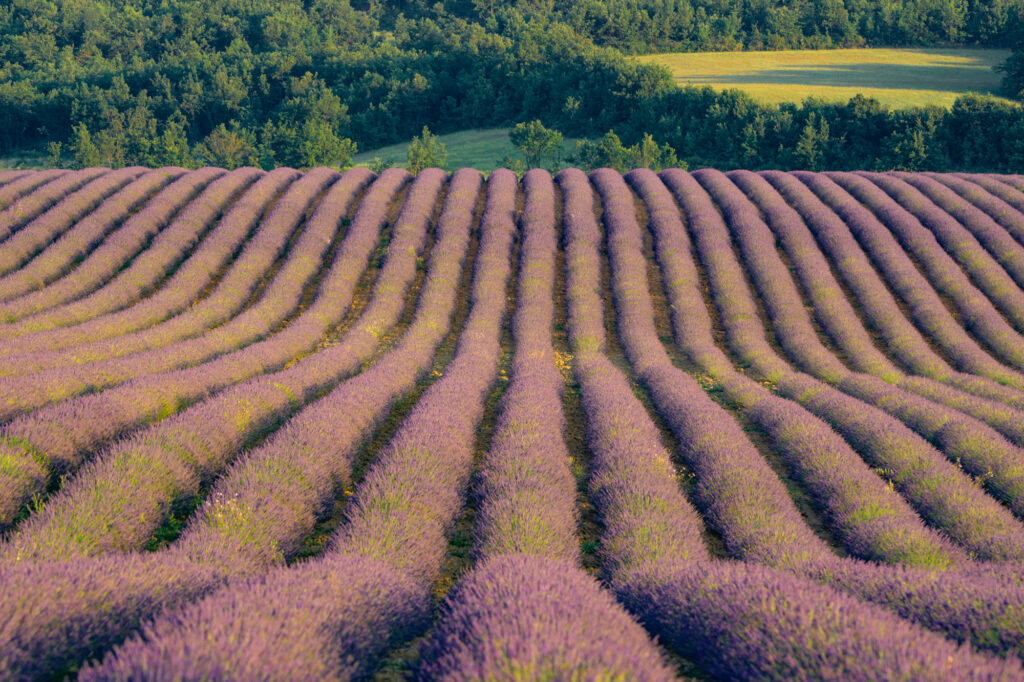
[796, 171, 1024, 391]
[562, 168, 709, 577]
[0, 552, 228, 681]
[702, 169, 1024, 561]
[830, 172, 1024, 370]
[421, 555, 677, 681]
[0, 170, 482, 680]
[798, 558, 1024, 660]
[172, 168, 482, 572]
[0, 167, 341, 421]
[588, 170, 1018, 679]
[661, 169, 964, 567]
[720, 169, 1024, 555]
[0, 167, 145, 277]
[892, 172, 1024, 305]
[0, 167, 221, 322]
[81, 168, 515, 680]
[624, 168, 834, 567]
[0, 171, 67, 214]
[956, 174, 1024, 222]
[0, 168, 106, 242]
[0, 168, 186, 306]
[751, 168, 1024, 418]
[763, 170, 1024, 411]
[420, 170, 676, 680]
[0, 167, 275, 357]
[0, 168, 417, 545]
[616, 559, 1023, 681]
[0, 169, 33, 190]
[472, 169, 578, 564]
[636, 170, 1024, 660]
[80, 554, 427, 682]
[925, 173, 1024, 260]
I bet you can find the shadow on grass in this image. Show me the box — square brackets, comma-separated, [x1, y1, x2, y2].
[685, 61, 1001, 92]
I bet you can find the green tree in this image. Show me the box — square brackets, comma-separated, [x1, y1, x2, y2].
[509, 120, 564, 168]
[297, 120, 358, 168]
[407, 126, 447, 173]
[46, 141, 62, 168]
[998, 43, 1024, 101]
[576, 131, 682, 171]
[71, 124, 102, 169]
[370, 156, 396, 173]
[634, 133, 679, 171]
[195, 124, 258, 169]
[576, 130, 632, 171]
[793, 113, 830, 170]
[154, 114, 195, 168]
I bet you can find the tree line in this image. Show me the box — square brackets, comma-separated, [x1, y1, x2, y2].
[0, 0, 1021, 172]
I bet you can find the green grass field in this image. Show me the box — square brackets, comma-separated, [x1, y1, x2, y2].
[352, 128, 580, 172]
[635, 47, 1012, 108]
[0, 146, 50, 170]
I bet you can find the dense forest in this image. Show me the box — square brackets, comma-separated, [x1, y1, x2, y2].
[1, 0, 1022, 171]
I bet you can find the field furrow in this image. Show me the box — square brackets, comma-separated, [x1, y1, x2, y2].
[4, 166, 1024, 680]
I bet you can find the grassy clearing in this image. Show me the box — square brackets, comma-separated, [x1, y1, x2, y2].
[635, 47, 1012, 108]
[352, 128, 580, 172]
[0, 146, 50, 170]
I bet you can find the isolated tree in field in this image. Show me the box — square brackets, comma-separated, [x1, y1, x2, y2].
[408, 126, 447, 173]
[510, 120, 563, 168]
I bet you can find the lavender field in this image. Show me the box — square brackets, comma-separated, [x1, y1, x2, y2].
[4, 166, 1024, 680]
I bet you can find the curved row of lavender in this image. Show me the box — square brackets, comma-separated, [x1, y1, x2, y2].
[0, 167, 186, 306]
[760, 171, 1024, 416]
[0, 167, 146, 278]
[0, 167, 435, 551]
[569, 168, 1020, 680]
[79, 168, 518, 679]
[0, 168, 108, 243]
[689, 169, 1024, 559]
[631, 168, 1024, 660]
[833, 172, 1024, 372]
[0, 167, 346, 419]
[795, 172, 1024, 391]
[0, 168, 483, 680]
[0, 167, 223, 323]
[658, 168, 969, 568]
[637, 171, 1024, 676]
[0, 167, 271, 346]
[0, 170, 69, 217]
[2, 167, 1024, 678]
[735, 171, 1024, 527]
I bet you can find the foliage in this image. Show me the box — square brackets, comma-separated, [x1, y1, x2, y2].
[998, 21, 1024, 101]
[575, 131, 681, 172]
[407, 126, 448, 173]
[0, 0, 1020, 171]
[509, 120, 563, 168]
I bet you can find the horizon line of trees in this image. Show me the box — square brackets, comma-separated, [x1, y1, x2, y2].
[1, 0, 1022, 173]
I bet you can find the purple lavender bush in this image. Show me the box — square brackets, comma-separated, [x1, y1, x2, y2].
[420, 554, 676, 681]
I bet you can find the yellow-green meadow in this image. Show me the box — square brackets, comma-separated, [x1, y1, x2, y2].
[636, 48, 1012, 108]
